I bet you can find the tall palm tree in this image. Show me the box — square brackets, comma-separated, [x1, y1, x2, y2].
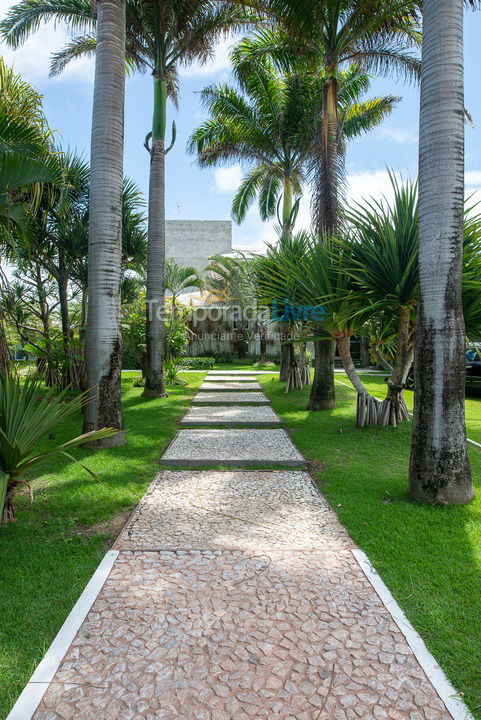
[190, 54, 397, 391]
[409, 0, 475, 504]
[233, 5, 421, 234]
[1, 0, 244, 404]
[2, 0, 128, 442]
[189, 59, 397, 236]
[232, 12, 419, 408]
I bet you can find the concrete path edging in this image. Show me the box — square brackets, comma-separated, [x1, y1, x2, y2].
[353, 549, 474, 720]
[6, 550, 119, 720]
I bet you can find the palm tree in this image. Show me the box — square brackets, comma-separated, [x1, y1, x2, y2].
[165, 259, 203, 306]
[233, 6, 421, 234]
[83, 0, 125, 443]
[230, 15, 418, 408]
[1, 0, 247, 399]
[345, 175, 418, 425]
[409, 0, 475, 504]
[204, 253, 257, 359]
[190, 54, 397, 390]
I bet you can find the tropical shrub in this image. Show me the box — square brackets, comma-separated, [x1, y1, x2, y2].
[163, 358, 186, 386]
[0, 374, 116, 523]
[180, 356, 215, 370]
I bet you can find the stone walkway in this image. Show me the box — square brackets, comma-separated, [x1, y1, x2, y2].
[17, 371, 466, 719]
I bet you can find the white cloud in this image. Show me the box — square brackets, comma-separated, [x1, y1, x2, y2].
[379, 127, 418, 144]
[465, 171, 481, 188]
[213, 165, 242, 193]
[0, 0, 94, 86]
[180, 36, 233, 78]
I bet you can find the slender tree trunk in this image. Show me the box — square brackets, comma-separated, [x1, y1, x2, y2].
[337, 334, 381, 427]
[35, 266, 55, 385]
[0, 315, 9, 375]
[143, 74, 167, 398]
[308, 78, 340, 410]
[375, 347, 393, 373]
[307, 339, 335, 411]
[279, 322, 290, 381]
[337, 335, 368, 395]
[409, 0, 473, 504]
[79, 285, 88, 391]
[360, 332, 370, 368]
[83, 0, 125, 445]
[57, 274, 70, 355]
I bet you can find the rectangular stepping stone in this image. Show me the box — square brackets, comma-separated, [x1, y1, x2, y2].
[116, 470, 352, 551]
[180, 405, 281, 427]
[192, 392, 269, 405]
[199, 381, 262, 391]
[205, 375, 259, 382]
[207, 369, 273, 374]
[161, 428, 305, 467]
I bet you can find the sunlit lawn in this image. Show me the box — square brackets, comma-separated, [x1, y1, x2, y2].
[2, 365, 480, 718]
[0, 371, 205, 718]
[260, 373, 481, 719]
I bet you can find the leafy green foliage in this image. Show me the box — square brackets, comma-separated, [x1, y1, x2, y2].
[189, 50, 397, 228]
[0, 373, 116, 522]
[180, 356, 215, 370]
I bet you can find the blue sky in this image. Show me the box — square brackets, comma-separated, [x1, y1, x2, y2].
[2, 2, 481, 252]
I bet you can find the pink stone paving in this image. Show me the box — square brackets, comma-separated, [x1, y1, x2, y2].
[25, 388, 457, 719]
[34, 549, 450, 720]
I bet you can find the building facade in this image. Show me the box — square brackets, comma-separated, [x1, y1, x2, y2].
[166, 220, 232, 275]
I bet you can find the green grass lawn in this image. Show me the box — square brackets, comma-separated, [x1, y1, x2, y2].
[2, 365, 480, 717]
[0, 371, 205, 718]
[213, 361, 280, 372]
[259, 372, 481, 719]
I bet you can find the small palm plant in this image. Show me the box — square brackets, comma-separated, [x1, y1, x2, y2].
[0, 374, 116, 523]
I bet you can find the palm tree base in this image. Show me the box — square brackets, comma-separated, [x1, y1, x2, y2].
[356, 386, 410, 428]
[87, 431, 126, 449]
[409, 481, 474, 506]
[141, 384, 168, 399]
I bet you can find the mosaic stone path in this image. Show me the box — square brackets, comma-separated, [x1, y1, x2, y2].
[22, 370, 462, 719]
[199, 381, 263, 391]
[192, 391, 269, 405]
[180, 405, 282, 427]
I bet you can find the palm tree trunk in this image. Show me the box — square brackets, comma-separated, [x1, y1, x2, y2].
[143, 74, 167, 398]
[307, 338, 335, 411]
[282, 178, 293, 231]
[308, 77, 340, 410]
[313, 76, 341, 235]
[337, 334, 381, 427]
[0, 315, 9, 375]
[57, 274, 70, 355]
[279, 322, 290, 381]
[35, 265, 55, 386]
[83, 0, 126, 446]
[409, 0, 473, 503]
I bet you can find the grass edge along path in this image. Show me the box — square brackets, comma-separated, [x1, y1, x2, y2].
[0, 371, 205, 719]
[260, 373, 481, 720]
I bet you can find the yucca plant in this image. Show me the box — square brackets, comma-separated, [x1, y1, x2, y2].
[0, 374, 117, 523]
[163, 358, 185, 386]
